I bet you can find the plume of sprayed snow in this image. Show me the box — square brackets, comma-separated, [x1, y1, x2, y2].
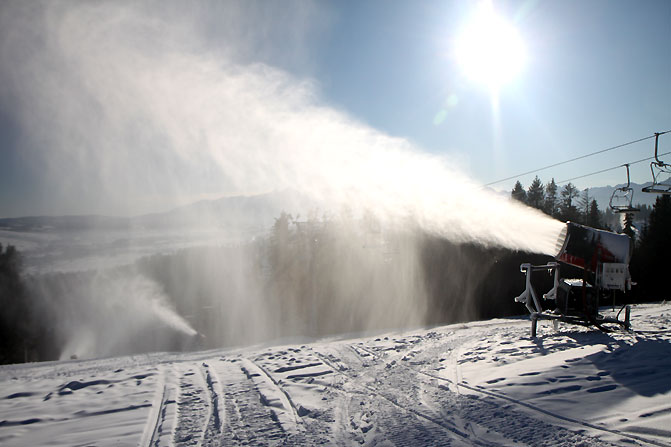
[0, 0, 564, 255]
[1, 1, 567, 358]
[32, 270, 197, 360]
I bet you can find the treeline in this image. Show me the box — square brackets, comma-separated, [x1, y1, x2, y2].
[263, 213, 550, 335]
[511, 176, 623, 230]
[0, 216, 551, 364]
[630, 195, 671, 300]
[2, 194, 668, 364]
[0, 245, 56, 363]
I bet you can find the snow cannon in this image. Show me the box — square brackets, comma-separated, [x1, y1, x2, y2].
[515, 222, 632, 337]
[553, 222, 632, 271]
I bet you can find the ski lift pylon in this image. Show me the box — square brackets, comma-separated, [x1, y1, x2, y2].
[609, 164, 639, 213]
[642, 132, 671, 194]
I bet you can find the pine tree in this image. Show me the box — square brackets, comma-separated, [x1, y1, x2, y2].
[587, 199, 601, 228]
[527, 176, 545, 210]
[631, 195, 671, 299]
[559, 182, 580, 221]
[578, 189, 591, 224]
[511, 181, 527, 203]
[544, 178, 558, 217]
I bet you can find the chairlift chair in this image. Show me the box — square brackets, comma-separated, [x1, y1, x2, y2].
[642, 132, 671, 194]
[609, 164, 639, 213]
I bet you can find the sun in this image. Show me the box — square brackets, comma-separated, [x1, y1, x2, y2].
[455, 3, 526, 90]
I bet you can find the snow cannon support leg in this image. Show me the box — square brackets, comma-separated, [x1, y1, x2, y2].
[624, 305, 631, 330]
[515, 263, 559, 337]
[515, 264, 543, 314]
[530, 313, 539, 338]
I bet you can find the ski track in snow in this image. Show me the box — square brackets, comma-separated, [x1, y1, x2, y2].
[0, 303, 670, 446]
[145, 365, 178, 447]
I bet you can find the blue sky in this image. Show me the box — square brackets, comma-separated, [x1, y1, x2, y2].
[0, 0, 669, 217]
[305, 0, 670, 190]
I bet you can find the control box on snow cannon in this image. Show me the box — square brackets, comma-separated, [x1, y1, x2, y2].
[515, 222, 632, 337]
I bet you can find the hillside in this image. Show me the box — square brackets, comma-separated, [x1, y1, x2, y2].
[1, 303, 669, 446]
[0, 189, 313, 233]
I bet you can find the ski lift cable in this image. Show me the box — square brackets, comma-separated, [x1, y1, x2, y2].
[557, 150, 671, 184]
[484, 130, 671, 187]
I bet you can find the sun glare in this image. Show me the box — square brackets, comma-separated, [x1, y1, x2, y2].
[455, 3, 526, 90]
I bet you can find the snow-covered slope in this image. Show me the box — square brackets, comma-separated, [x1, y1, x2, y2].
[0, 189, 314, 274]
[1, 303, 669, 446]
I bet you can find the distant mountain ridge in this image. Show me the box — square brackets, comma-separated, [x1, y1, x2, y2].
[0, 189, 315, 232]
[1, 179, 668, 233]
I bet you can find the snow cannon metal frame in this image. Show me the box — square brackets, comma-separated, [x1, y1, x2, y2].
[514, 222, 632, 337]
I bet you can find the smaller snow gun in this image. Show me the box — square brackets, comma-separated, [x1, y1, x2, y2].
[514, 222, 632, 337]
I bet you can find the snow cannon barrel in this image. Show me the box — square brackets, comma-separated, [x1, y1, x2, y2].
[554, 222, 632, 271]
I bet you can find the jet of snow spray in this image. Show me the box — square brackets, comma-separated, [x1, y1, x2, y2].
[46, 271, 197, 360]
[0, 1, 563, 253]
[1, 1, 564, 356]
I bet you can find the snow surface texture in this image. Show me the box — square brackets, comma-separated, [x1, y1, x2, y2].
[1, 303, 669, 447]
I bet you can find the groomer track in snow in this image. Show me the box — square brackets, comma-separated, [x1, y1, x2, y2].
[1, 302, 670, 446]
